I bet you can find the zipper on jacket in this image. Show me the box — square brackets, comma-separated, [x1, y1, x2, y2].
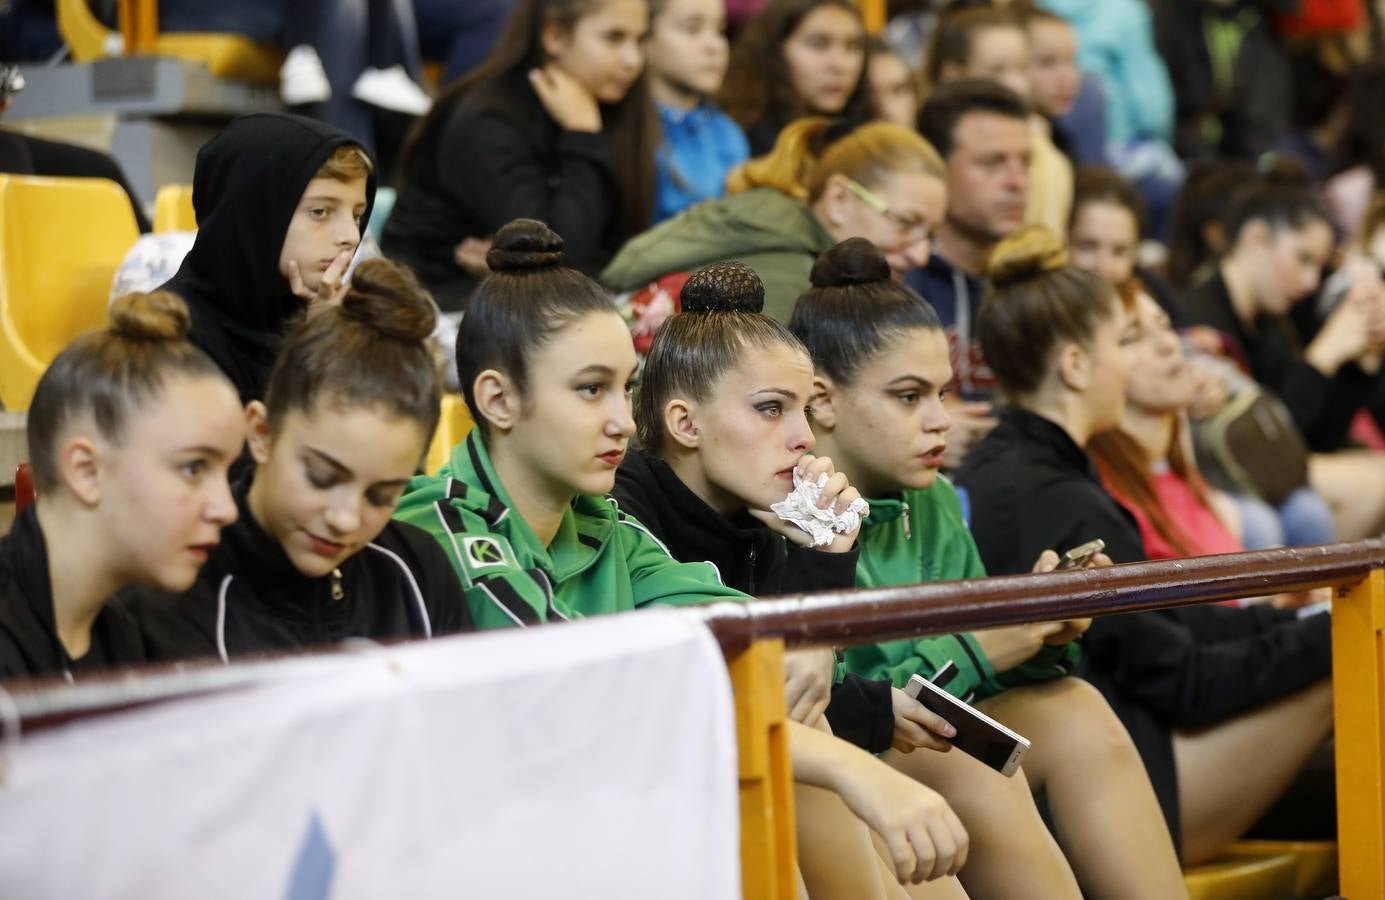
[749, 545, 758, 593]
[902, 501, 911, 540]
[331, 568, 344, 601]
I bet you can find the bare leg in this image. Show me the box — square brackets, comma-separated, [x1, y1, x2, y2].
[902, 876, 971, 900]
[885, 746, 1081, 899]
[797, 782, 911, 900]
[1309, 451, 1385, 541]
[1173, 679, 1334, 864]
[979, 679, 1186, 900]
[796, 715, 919, 900]
[861, 830, 973, 899]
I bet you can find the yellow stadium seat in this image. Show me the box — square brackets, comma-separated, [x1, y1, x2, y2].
[0, 175, 140, 411]
[1184, 850, 1299, 900]
[57, 0, 284, 85]
[154, 184, 197, 232]
[424, 394, 475, 476]
[1227, 840, 1337, 898]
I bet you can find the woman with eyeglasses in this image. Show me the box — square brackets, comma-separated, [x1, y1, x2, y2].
[602, 117, 946, 322]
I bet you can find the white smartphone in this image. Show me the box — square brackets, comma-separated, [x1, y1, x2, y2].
[905, 673, 1031, 777]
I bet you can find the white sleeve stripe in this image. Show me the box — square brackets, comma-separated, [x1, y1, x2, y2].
[365, 542, 433, 639]
[214, 574, 233, 664]
[477, 580, 526, 627]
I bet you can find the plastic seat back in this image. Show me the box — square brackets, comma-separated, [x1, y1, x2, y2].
[424, 395, 475, 476]
[57, 0, 283, 84]
[0, 174, 140, 410]
[154, 184, 197, 232]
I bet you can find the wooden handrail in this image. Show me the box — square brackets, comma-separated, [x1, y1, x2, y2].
[7, 540, 1381, 731]
[697, 539, 1385, 655]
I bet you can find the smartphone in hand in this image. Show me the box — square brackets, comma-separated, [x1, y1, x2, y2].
[1057, 538, 1106, 570]
[905, 673, 1030, 777]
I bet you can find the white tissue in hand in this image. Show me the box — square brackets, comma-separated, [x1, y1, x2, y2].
[770, 470, 870, 547]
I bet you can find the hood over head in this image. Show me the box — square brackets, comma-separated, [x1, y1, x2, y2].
[162, 113, 377, 401]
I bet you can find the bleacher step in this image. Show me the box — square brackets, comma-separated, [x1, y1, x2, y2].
[7, 57, 278, 121]
[5, 58, 279, 208]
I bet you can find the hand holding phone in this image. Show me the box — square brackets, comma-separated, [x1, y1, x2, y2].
[1057, 538, 1106, 570]
[904, 669, 1030, 777]
[1042, 617, 1092, 645]
[890, 687, 957, 754]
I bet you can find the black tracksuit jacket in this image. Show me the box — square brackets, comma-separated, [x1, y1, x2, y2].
[957, 407, 1333, 849]
[127, 479, 472, 663]
[611, 448, 896, 753]
[0, 506, 146, 681]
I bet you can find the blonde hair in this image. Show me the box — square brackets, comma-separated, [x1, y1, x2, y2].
[727, 117, 945, 204]
[315, 144, 374, 183]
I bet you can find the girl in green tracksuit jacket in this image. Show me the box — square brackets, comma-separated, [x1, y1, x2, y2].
[788, 238, 1186, 899]
[394, 220, 974, 897]
[392, 223, 747, 626]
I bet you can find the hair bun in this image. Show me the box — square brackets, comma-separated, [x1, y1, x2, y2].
[986, 225, 1068, 287]
[810, 238, 891, 288]
[339, 257, 438, 342]
[681, 261, 766, 314]
[109, 290, 192, 341]
[486, 219, 565, 272]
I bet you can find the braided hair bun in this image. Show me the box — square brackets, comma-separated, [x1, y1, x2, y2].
[681, 260, 766, 313]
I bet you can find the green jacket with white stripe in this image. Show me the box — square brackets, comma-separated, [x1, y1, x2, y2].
[845, 477, 1080, 702]
[393, 431, 748, 630]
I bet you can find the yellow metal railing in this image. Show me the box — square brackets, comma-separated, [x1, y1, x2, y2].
[729, 638, 798, 900]
[1332, 568, 1385, 896]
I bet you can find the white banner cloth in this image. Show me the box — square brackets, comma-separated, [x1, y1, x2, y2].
[0, 609, 740, 899]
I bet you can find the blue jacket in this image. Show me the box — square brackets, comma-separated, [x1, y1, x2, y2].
[654, 102, 750, 224]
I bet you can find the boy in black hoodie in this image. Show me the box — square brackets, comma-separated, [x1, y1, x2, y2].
[162, 113, 377, 406]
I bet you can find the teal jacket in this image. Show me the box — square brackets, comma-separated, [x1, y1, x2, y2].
[1042, 0, 1174, 145]
[845, 477, 1080, 702]
[393, 431, 747, 630]
[600, 187, 837, 323]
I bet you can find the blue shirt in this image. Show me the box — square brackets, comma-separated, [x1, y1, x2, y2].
[905, 254, 994, 403]
[654, 102, 750, 224]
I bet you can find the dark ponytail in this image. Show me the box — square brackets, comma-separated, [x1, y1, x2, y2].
[457, 219, 618, 430]
[788, 238, 941, 386]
